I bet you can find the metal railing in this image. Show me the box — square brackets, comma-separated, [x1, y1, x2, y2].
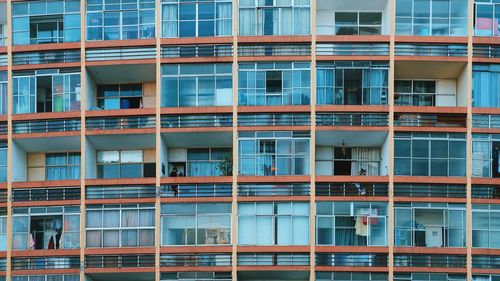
[13, 187, 81, 202]
[161, 114, 232, 128]
[86, 47, 156, 61]
[473, 45, 500, 58]
[316, 253, 388, 267]
[238, 184, 310, 196]
[160, 184, 232, 198]
[0, 122, 7, 135]
[238, 113, 311, 126]
[237, 253, 310, 266]
[394, 113, 466, 127]
[12, 257, 80, 270]
[0, 54, 7, 67]
[13, 50, 80, 65]
[395, 44, 468, 57]
[162, 45, 233, 58]
[86, 116, 155, 130]
[86, 185, 156, 199]
[160, 272, 232, 281]
[0, 189, 7, 203]
[86, 255, 155, 268]
[394, 184, 466, 198]
[472, 185, 500, 199]
[393, 254, 466, 268]
[160, 254, 231, 267]
[239, 44, 311, 56]
[473, 114, 500, 128]
[13, 119, 81, 134]
[316, 113, 389, 126]
[472, 255, 500, 269]
[316, 183, 388, 197]
[316, 43, 390, 56]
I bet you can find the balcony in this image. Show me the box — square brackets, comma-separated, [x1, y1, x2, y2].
[316, 0, 390, 35]
[394, 203, 466, 248]
[316, 130, 389, 177]
[316, 183, 388, 197]
[86, 47, 156, 62]
[394, 254, 466, 269]
[316, 113, 389, 127]
[394, 113, 466, 128]
[85, 255, 155, 269]
[238, 113, 310, 128]
[12, 187, 81, 202]
[86, 185, 156, 200]
[12, 69, 81, 114]
[161, 114, 232, 129]
[86, 116, 155, 131]
[316, 61, 389, 106]
[395, 44, 468, 57]
[316, 253, 388, 267]
[12, 206, 80, 251]
[316, 43, 390, 57]
[237, 183, 310, 197]
[160, 184, 231, 198]
[11, 256, 80, 270]
[237, 253, 309, 266]
[161, 272, 232, 281]
[13, 118, 81, 135]
[394, 184, 466, 199]
[238, 44, 311, 57]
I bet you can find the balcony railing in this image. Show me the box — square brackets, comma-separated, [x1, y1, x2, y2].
[160, 272, 232, 281]
[162, 45, 233, 58]
[13, 119, 81, 134]
[12, 50, 81, 65]
[395, 44, 468, 57]
[473, 114, 500, 128]
[86, 255, 155, 268]
[316, 253, 388, 267]
[160, 184, 232, 198]
[394, 184, 466, 198]
[86, 185, 156, 199]
[0, 259, 5, 271]
[393, 254, 466, 268]
[394, 113, 466, 127]
[473, 255, 500, 269]
[316, 43, 390, 56]
[0, 122, 7, 135]
[238, 44, 311, 56]
[238, 113, 311, 127]
[0, 54, 6, 67]
[238, 253, 309, 266]
[472, 185, 500, 199]
[161, 114, 232, 128]
[316, 183, 389, 197]
[86, 47, 156, 61]
[238, 184, 310, 196]
[12, 257, 80, 270]
[160, 254, 231, 267]
[86, 116, 155, 131]
[316, 113, 389, 126]
[473, 45, 500, 58]
[13, 187, 81, 202]
[0, 189, 7, 203]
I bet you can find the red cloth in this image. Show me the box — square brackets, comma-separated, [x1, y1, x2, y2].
[48, 236, 55, 249]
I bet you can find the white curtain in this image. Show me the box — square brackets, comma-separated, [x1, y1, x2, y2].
[293, 7, 310, 35]
[239, 8, 255, 35]
[351, 148, 381, 176]
[162, 4, 178, 37]
[472, 142, 490, 177]
[216, 2, 232, 36]
[281, 8, 293, 35]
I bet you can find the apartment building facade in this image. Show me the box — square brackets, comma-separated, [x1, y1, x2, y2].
[0, 0, 499, 280]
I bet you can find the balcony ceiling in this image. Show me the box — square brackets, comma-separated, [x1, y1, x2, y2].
[14, 136, 80, 152]
[86, 272, 155, 281]
[316, 130, 388, 147]
[162, 131, 233, 147]
[87, 134, 156, 150]
[238, 271, 309, 281]
[317, 0, 387, 10]
[87, 64, 156, 85]
[395, 61, 467, 79]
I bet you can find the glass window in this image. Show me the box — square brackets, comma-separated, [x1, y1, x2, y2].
[238, 202, 309, 245]
[161, 64, 232, 107]
[161, 203, 231, 245]
[45, 152, 81, 180]
[86, 0, 155, 41]
[238, 0, 310, 36]
[395, 0, 467, 36]
[86, 204, 154, 248]
[97, 150, 150, 179]
[239, 62, 311, 106]
[12, 0, 81, 45]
